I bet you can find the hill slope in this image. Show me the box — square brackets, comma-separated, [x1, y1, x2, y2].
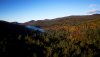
[24, 14, 100, 28]
[0, 21, 45, 57]
[0, 14, 100, 57]
[23, 14, 100, 57]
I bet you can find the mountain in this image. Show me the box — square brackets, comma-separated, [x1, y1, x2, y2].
[23, 14, 100, 28]
[0, 21, 45, 57]
[0, 21, 31, 36]
[0, 14, 100, 57]
[22, 14, 100, 57]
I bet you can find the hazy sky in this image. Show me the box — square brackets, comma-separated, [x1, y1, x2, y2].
[0, 0, 100, 22]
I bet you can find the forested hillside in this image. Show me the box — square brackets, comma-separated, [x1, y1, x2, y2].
[0, 14, 100, 57]
[24, 14, 100, 57]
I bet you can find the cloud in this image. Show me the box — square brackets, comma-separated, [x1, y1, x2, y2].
[87, 9, 100, 14]
[89, 4, 97, 7]
[87, 4, 100, 14]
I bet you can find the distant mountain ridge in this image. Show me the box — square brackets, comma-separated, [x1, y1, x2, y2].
[23, 14, 100, 28]
[0, 14, 100, 57]
[0, 21, 44, 36]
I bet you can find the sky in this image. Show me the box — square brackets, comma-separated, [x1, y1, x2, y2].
[0, 0, 100, 23]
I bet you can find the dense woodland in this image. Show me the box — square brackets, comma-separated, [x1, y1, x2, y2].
[0, 14, 100, 57]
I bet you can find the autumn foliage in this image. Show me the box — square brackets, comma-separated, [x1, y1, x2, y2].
[0, 14, 100, 57]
